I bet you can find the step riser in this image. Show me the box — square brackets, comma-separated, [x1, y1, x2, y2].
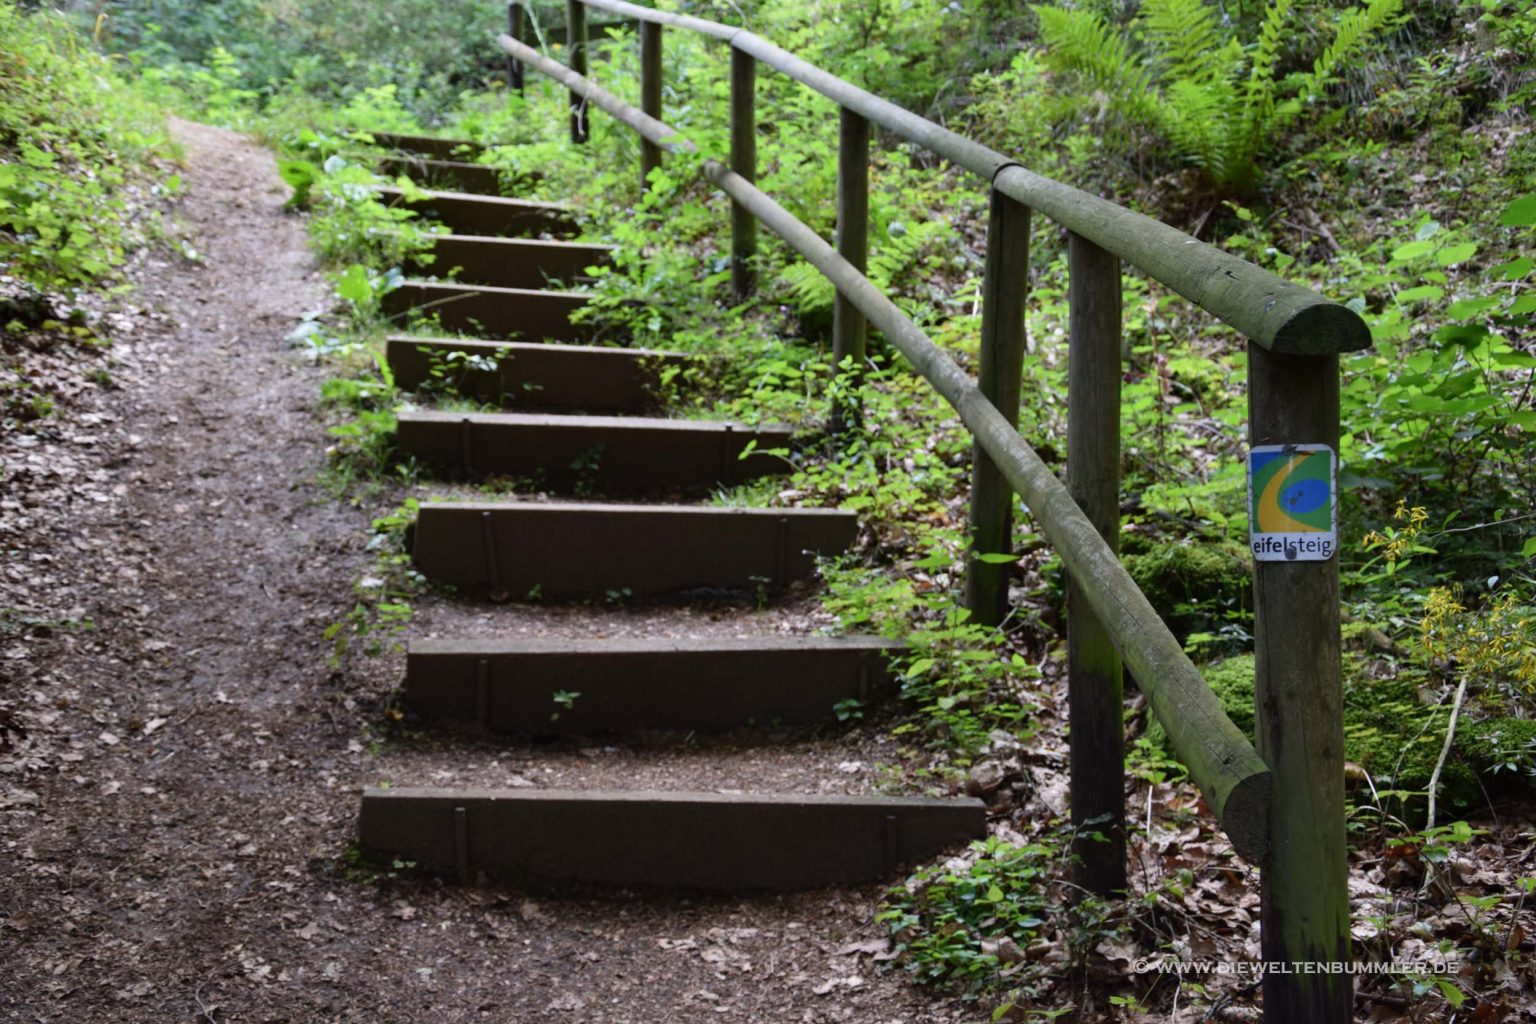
[371, 132, 484, 161]
[359, 789, 985, 890]
[374, 187, 577, 238]
[407, 236, 614, 290]
[378, 157, 503, 195]
[382, 283, 593, 343]
[410, 504, 857, 598]
[387, 337, 682, 412]
[395, 416, 793, 492]
[404, 642, 898, 733]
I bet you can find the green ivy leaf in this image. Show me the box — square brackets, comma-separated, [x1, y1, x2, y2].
[335, 264, 373, 304]
[1521, 536, 1536, 558]
[1434, 242, 1477, 266]
[1493, 256, 1533, 280]
[1500, 193, 1536, 227]
[1394, 285, 1443, 303]
[1390, 239, 1433, 261]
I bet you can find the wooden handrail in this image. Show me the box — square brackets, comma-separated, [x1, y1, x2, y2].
[496, 31, 1272, 864]
[500, 9, 1354, 1016]
[560, 0, 1368, 356]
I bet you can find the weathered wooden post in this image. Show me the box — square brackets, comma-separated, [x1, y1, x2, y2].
[831, 108, 869, 434]
[639, 20, 663, 190]
[1247, 346, 1350, 1022]
[963, 190, 1029, 626]
[1065, 232, 1125, 896]
[566, 0, 589, 143]
[729, 45, 757, 300]
[507, 2, 525, 95]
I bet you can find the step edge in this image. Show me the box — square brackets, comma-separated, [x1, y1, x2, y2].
[363, 786, 982, 811]
[397, 410, 794, 434]
[385, 336, 687, 359]
[408, 635, 902, 656]
[415, 500, 854, 517]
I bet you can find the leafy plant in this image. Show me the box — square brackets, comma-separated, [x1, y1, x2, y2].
[0, 3, 170, 295]
[1031, 0, 1404, 192]
[878, 832, 1117, 1003]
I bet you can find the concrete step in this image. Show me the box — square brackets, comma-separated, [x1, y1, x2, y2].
[377, 156, 503, 196]
[358, 788, 985, 890]
[396, 411, 793, 492]
[382, 281, 594, 342]
[411, 501, 857, 599]
[407, 235, 614, 290]
[374, 186, 577, 238]
[370, 131, 484, 161]
[387, 336, 685, 413]
[403, 635, 900, 733]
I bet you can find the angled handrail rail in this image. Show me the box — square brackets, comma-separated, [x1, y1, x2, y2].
[567, 0, 1369, 357]
[499, 6, 1358, 1017]
[497, 31, 1271, 861]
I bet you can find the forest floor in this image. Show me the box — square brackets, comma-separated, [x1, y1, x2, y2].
[0, 120, 966, 1023]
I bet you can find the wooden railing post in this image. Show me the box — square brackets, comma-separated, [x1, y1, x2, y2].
[832, 108, 869, 433]
[729, 44, 757, 300]
[1066, 232, 1125, 896]
[963, 189, 1029, 626]
[566, 0, 589, 143]
[1248, 347, 1349, 1022]
[507, 1, 525, 95]
[639, 20, 663, 190]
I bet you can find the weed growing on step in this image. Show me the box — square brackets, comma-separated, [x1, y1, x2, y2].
[324, 499, 421, 666]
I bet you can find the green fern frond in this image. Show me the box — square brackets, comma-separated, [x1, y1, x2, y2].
[1242, 0, 1294, 116]
[1031, 4, 1159, 121]
[1140, 0, 1226, 88]
[1292, 0, 1405, 108]
[1159, 78, 1232, 180]
[777, 260, 836, 316]
[868, 220, 945, 290]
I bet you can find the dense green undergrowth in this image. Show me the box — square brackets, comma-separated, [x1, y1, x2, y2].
[0, 3, 171, 300]
[0, 1, 176, 433]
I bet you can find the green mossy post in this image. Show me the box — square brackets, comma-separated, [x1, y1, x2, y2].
[729, 45, 757, 301]
[566, 0, 589, 143]
[508, 2, 525, 95]
[1248, 345, 1350, 1022]
[832, 107, 869, 434]
[963, 189, 1030, 627]
[639, 21, 663, 190]
[1066, 232, 1125, 897]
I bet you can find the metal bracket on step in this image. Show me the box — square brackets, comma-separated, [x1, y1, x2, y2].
[475, 658, 491, 734]
[480, 511, 502, 590]
[774, 515, 789, 587]
[719, 423, 733, 485]
[454, 805, 471, 884]
[884, 814, 901, 872]
[460, 417, 475, 474]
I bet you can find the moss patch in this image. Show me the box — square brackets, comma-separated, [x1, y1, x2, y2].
[1123, 540, 1251, 644]
[1145, 654, 1513, 820]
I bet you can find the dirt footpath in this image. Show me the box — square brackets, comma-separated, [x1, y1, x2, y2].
[0, 120, 962, 1023]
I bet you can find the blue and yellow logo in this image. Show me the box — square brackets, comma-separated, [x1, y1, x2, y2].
[1248, 444, 1337, 561]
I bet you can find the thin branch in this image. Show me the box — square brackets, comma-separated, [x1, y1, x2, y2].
[1424, 672, 1470, 833]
